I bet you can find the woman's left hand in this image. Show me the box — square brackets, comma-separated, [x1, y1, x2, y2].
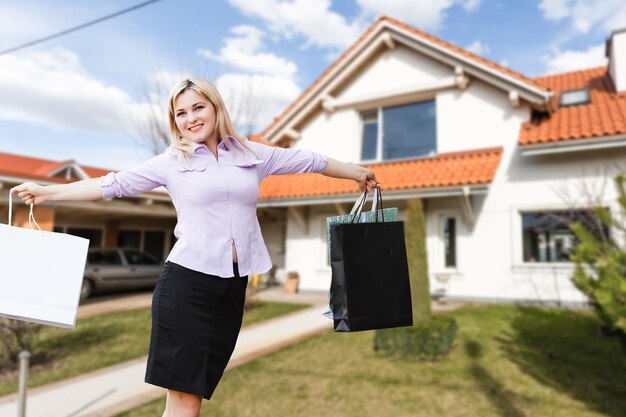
[356, 167, 378, 193]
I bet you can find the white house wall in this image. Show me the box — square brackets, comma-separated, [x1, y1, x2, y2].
[337, 46, 452, 102]
[285, 207, 333, 291]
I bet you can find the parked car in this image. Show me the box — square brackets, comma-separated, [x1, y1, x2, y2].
[81, 247, 163, 300]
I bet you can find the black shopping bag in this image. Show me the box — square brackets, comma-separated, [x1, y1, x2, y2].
[329, 188, 413, 332]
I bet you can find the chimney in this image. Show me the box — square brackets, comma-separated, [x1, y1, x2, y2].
[606, 28, 626, 93]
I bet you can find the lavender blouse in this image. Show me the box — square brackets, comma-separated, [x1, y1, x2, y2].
[100, 137, 328, 278]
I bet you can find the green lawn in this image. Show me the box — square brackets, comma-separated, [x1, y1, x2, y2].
[117, 305, 626, 417]
[0, 301, 310, 397]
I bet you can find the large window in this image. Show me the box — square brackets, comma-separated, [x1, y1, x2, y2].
[360, 100, 437, 161]
[522, 210, 608, 263]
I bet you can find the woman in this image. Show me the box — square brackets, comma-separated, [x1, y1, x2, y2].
[11, 78, 378, 416]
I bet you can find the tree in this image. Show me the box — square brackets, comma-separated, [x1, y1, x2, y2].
[131, 73, 268, 157]
[570, 174, 626, 335]
[374, 198, 457, 360]
[406, 198, 432, 322]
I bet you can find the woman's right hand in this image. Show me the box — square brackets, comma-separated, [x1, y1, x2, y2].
[10, 182, 50, 206]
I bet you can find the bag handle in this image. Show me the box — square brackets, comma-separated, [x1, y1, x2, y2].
[349, 186, 385, 224]
[348, 187, 379, 216]
[8, 190, 44, 234]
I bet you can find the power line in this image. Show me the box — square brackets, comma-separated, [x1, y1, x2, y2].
[0, 0, 163, 56]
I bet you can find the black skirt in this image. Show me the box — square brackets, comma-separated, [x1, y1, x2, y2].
[145, 260, 248, 400]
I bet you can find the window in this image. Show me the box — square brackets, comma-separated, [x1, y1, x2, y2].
[67, 227, 102, 248]
[360, 100, 436, 161]
[123, 249, 160, 265]
[361, 111, 378, 161]
[522, 210, 608, 263]
[559, 88, 590, 107]
[443, 217, 457, 268]
[88, 250, 122, 265]
[144, 231, 166, 262]
[118, 230, 141, 249]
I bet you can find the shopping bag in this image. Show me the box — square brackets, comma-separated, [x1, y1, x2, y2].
[328, 187, 413, 332]
[0, 193, 89, 329]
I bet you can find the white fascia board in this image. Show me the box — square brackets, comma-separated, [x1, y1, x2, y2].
[386, 22, 551, 103]
[47, 161, 90, 180]
[521, 134, 626, 156]
[257, 184, 490, 208]
[0, 175, 171, 202]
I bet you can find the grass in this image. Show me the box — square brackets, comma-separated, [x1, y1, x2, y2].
[0, 301, 310, 397]
[117, 305, 626, 417]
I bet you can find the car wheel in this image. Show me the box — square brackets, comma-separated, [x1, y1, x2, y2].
[81, 279, 93, 301]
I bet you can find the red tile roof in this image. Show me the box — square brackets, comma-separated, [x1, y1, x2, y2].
[0, 145, 502, 202]
[261, 16, 548, 140]
[259, 147, 503, 200]
[520, 66, 626, 145]
[0, 152, 164, 195]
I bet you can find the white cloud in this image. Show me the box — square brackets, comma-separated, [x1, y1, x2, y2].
[460, 0, 483, 12]
[544, 43, 607, 73]
[226, 0, 363, 49]
[0, 48, 157, 134]
[198, 25, 298, 79]
[538, 0, 571, 21]
[538, 0, 626, 34]
[226, 0, 485, 55]
[195, 24, 302, 133]
[356, 0, 483, 31]
[465, 40, 490, 56]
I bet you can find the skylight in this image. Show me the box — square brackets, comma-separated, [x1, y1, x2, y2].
[559, 88, 590, 107]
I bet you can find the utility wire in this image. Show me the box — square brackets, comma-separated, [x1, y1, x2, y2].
[0, 0, 163, 56]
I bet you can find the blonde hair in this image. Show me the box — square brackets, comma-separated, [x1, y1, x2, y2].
[167, 78, 256, 160]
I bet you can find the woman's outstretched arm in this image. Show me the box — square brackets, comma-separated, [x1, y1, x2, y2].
[10, 178, 103, 205]
[321, 157, 378, 193]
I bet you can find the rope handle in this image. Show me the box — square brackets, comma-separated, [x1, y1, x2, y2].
[8, 189, 43, 235]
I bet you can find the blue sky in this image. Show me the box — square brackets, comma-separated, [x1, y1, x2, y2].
[0, 0, 623, 171]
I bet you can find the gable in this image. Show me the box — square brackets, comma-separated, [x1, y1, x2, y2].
[263, 16, 553, 145]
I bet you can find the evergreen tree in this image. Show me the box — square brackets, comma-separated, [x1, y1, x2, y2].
[571, 174, 626, 334]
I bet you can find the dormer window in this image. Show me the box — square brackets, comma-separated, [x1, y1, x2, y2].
[559, 88, 590, 107]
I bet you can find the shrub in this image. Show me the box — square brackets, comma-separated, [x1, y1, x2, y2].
[374, 315, 458, 361]
[0, 318, 42, 365]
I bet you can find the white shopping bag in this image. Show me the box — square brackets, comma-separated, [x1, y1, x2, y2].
[0, 193, 89, 329]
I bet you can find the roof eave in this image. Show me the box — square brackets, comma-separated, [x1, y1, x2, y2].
[257, 184, 491, 207]
[520, 134, 626, 156]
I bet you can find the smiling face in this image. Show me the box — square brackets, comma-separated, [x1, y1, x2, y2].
[174, 89, 217, 145]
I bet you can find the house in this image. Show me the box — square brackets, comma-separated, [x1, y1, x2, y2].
[0, 153, 177, 261]
[255, 18, 626, 306]
[1, 17, 625, 305]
